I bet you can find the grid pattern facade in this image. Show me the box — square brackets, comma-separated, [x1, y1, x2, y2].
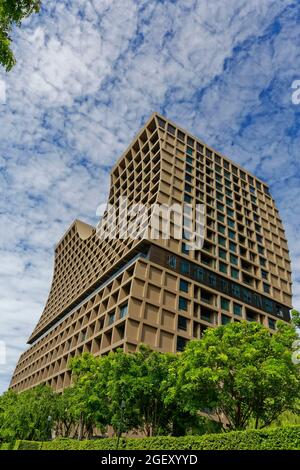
[10, 113, 292, 393]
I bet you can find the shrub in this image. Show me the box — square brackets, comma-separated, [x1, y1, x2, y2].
[12, 426, 300, 451]
[13, 440, 42, 450]
[0, 442, 14, 450]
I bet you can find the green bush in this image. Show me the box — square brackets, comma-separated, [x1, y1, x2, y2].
[12, 426, 300, 451]
[13, 440, 42, 450]
[0, 442, 14, 450]
[49, 426, 300, 450]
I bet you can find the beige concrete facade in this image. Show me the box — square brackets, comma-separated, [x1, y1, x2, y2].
[10, 113, 292, 392]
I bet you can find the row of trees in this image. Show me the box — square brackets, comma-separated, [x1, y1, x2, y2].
[0, 317, 299, 441]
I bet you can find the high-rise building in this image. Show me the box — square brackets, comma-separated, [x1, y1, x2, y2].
[10, 113, 292, 392]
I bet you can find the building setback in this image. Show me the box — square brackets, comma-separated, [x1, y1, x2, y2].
[10, 113, 292, 392]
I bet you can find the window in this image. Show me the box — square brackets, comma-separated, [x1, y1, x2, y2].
[208, 274, 217, 287]
[260, 257, 267, 267]
[217, 213, 225, 223]
[219, 248, 227, 260]
[183, 229, 191, 241]
[183, 216, 192, 229]
[220, 262, 228, 274]
[186, 147, 193, 156]
[229, 241, 237, 253]
[263, 283, 270, 294]
[108, 312, 115, 325]
[227, 208, 234, 218]
[218, 235, 226, 247]
[218, 224, 226, 234]
[261, 270, 268, 280]
[230, 254, 238, 265]
[228, 219, 235, 228]
[119, 303, 128, 319]
[180, 279, 189, 293]
[262, 298, 273, 313]
[178, 130, 185, 141]
[228, 230, 235, 240]
[217, 202, 224, 212]
[176, 336, 187, 352]
[180, 260, 190, 276]
[233, 303, 242, 316]
[255, 223, 261, 233]
[186, 164, 193, 174]
[181, 242, 190, 255]
[222, 314, 231, 325]
[178, 316, 188, 331]
[275, 305, 284, 318]
[167, 124, 176, 135]
[167, 255, 177, 269]
[268, 318, 276, 330]
[194, 267, 204, 281]
[258, 245, 265, 255]
[184, 194, 192, 203]
[185, 183, 192, 193]
[219, 279, 229, 293]
[221, 298, 230, 311]
[186, 156, 193, 164]
[157, 117, 166, 128]
[179, 297, 188, 311]
[187, 137, 194, 147]
[231, 268, 239, 279]
[232, 284, 241, 298]
[197, 142, 204, 153]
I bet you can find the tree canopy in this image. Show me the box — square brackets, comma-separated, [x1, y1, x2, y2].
[0, 318, 299, 441]
[0, 0, 40, 71]
[166, 320, 300, 430]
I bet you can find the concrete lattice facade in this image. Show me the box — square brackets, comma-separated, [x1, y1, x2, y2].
[10, 113, 292, 392]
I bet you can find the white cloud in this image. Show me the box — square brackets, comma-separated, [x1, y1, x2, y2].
[0, 79, 6, 104]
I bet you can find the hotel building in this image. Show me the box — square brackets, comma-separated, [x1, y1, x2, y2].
[10, 113, 292, 392]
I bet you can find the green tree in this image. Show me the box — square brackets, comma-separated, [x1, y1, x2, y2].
[168, 320, 300, 431]
[291, 309, 300, 328]
[0, 0, 41, 71]
[69, 352, 112, 437]
[0, 385, 56, 441]
[70, 347, 199, 437]
[53, 387, 80, 439]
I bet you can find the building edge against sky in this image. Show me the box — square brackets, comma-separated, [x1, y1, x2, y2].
[9, 113, 293, 392]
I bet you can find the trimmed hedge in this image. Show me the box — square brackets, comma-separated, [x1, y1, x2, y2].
[13, 440, 42, 450]
[10, 425, 299, 450]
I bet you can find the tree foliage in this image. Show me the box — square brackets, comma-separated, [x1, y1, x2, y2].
[167, 320, 300, 431]
[0, 319, 299, 440]
[0, 0, 41, 71]
[0, 385, 56, 441]
[69, 345, 199, 437]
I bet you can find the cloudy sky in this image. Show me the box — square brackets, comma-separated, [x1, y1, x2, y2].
[0, 0, 300, 393]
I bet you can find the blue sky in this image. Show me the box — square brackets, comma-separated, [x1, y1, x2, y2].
[0, 0, 300, 393]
